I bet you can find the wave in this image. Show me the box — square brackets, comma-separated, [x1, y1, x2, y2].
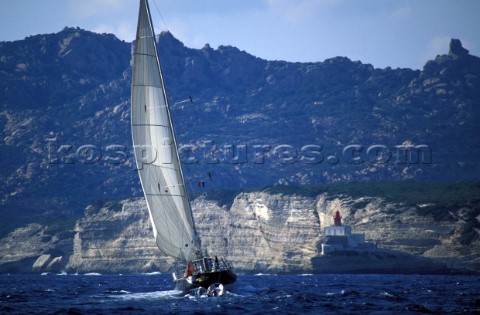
[84, 272, 102, 276]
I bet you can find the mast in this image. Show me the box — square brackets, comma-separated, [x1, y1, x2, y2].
[131, 0, 200, 262]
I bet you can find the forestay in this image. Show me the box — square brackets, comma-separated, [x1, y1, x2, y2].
[131, 0, 199, 261]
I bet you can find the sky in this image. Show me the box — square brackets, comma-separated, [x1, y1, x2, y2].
[0, 0, 479, 69]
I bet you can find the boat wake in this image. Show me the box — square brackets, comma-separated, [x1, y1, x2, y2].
[185, 289, 240, 299]
[110, 289, 183, 301]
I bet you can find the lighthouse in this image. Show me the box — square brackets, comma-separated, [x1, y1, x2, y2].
[320, 210, 369, 255]
[324, 210, 352, 236]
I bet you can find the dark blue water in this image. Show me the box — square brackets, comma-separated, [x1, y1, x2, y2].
[0, 273, 479, 314]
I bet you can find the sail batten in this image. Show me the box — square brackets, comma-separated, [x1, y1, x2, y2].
[131, 0, 199, 262]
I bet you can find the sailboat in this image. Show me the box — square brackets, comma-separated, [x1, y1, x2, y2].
[130, 0, 236, 294]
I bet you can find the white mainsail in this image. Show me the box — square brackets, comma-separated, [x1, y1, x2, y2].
[131, 0, 200, 262]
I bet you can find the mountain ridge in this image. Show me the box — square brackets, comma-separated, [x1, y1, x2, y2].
[1, 27, 479, 234]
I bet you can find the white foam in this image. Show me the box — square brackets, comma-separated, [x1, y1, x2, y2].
[141, 271, 162, 276]
[113, 290, 183, 301]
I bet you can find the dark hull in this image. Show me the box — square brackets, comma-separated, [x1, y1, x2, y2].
[174, 269, 236, 293]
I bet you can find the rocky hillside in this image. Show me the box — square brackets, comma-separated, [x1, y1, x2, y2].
[1, 28, 480, 233]
[0, 183, 478, 274]
[0, 27, 133, 232]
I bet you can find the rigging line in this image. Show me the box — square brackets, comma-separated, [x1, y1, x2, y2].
[151, 0, 170, 33]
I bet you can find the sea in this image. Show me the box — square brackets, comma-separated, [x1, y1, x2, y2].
[0, 273, 479, 314]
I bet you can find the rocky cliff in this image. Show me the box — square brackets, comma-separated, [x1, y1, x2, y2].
[1, 186, 478, 274]
[67, 199, 172, 274]
[194, 192, 321, 272]
[0, 223, 73, 273]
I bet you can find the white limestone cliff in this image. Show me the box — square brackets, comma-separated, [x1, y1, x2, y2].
[0, 192, 478, 274]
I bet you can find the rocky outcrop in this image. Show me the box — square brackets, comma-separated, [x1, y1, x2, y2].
[0, 223, 72, 273]
[449, 38, 469, 56]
